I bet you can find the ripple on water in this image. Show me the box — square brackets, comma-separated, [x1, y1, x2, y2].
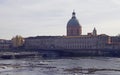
[0, 57, 120, 75]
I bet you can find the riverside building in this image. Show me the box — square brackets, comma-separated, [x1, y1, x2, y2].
[24, 11, 120, 50]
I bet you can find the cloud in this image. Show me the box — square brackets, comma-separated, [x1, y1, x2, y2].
[111, 0, 120, 5]
[0, 0, 120, 39]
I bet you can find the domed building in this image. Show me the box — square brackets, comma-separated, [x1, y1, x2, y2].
[67, 11, 82, 36]
[24, 11, 120, 51]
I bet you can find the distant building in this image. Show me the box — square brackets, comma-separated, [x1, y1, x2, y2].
[24, 35, 110, 50]
[110, 36, 120, 49]
[0, 39, 12, 50]
[111, 36, 120, 44]
[23, 11, 120, 50]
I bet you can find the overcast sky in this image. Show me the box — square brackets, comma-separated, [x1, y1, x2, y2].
[0, 0, 120, 39]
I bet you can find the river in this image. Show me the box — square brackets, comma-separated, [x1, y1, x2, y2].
[0, 57, 120, 75]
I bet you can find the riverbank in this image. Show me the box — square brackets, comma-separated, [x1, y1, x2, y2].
[0, 52, 39, 59]
[0, 49, 120, 59]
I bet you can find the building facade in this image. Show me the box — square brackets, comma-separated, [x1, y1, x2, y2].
[24, 35, 111, 50]
[110, 36, 120, 49]
[0, 39, 12, 50]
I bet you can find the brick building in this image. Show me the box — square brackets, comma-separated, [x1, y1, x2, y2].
[24, 11, 119, 50]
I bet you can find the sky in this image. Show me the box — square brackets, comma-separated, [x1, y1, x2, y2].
[0, 0, 120, 39]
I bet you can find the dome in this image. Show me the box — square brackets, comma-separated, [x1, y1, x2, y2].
[67, 11, 80, 26]
[67, 18, 80, 26]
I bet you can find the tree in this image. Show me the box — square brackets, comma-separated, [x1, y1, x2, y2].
[12, 35, 24, 48]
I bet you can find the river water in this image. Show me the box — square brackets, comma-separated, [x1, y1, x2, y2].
[0, 57, 120, 75]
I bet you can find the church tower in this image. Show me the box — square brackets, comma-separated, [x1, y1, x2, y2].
[93, 27, 97, 36]
[67, 11, 82, 36]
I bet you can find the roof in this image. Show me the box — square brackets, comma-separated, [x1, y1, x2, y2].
[67, 11, 81, 26]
